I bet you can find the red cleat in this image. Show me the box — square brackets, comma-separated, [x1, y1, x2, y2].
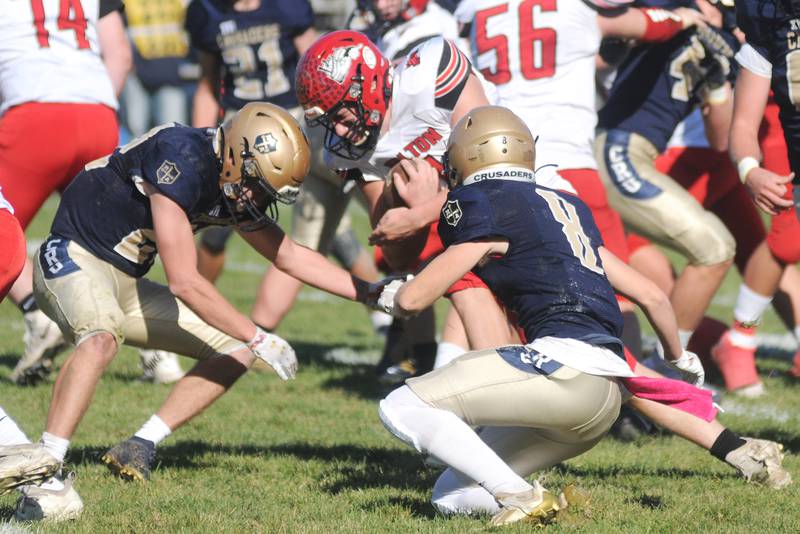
[790, 351, 800, 379]
[711, 332, 763, 395]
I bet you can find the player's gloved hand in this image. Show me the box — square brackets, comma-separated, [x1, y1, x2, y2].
[375, 275, 414, 317]
[362, 274, 412, 309]
[247, 327, 298, 380]
[666, 350, 705, 387]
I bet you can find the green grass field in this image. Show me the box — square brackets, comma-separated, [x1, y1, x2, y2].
[1, 196, 799, 533]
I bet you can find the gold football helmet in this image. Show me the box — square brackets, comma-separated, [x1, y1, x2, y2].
[215, 102, 310, 227]
[444, 106, 535, 188]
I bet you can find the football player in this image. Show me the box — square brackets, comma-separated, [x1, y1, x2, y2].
[0, 0, 134, 385]
[0, 103, 384, 519]
[453, 0, 707, 358]
[375, 107, 790, 526]
[295, 30, 528, 370]
[595, 0, 740, 366]
[712, 0, 800, 390]
[186, 0, 383, 339]
[348, 0, 465, 61]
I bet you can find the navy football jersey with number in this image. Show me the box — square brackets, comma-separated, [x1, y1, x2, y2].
[438, 177, 624, 349]
[598, 1, 738, 152]
[737, 0, 800, 179]
[185, 0, 313, 111]
[51, 125, 239, 278]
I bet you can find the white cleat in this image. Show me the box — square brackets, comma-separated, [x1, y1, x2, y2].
[10, 310, 67, 385]
[139, 350, 185, 384]
[726, 438, 793, 489]
[0, 444, 61, 495]
[14, 472, 83, 522]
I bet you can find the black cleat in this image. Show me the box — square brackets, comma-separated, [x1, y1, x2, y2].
[101, 437, 155, 481]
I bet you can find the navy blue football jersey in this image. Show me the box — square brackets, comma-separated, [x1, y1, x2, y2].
[737, 0, 800, 179]
[51, 125, 239, 278]
[599, 7, 738, 152]
[438, 177, 624, 349]
[185, 0, 313, 111]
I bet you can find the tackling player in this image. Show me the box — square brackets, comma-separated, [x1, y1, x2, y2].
[0, 104, 384, 520]
[0, 0, 132, 385]
[375, 107, 791, 526]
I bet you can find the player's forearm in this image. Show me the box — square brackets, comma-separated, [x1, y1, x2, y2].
[703, 87, 733, 152]
[192, 80, 221, 128]
[97, 11, 132, 97]
[274, 239, 362, 301]
[638, 291, 683, 362]
[409, 189, 448, 228]
[170, 275, 256, 342]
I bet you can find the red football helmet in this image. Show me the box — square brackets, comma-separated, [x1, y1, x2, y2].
[295, 30, 392, 160]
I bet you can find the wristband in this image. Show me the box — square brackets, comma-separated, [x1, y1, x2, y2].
[705, 85, 729, 105]
[641, 8, 684, 42]
[737, 157, 760, 184]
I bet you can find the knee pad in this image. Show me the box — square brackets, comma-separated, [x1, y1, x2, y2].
[330, 228, 363, 269]
[200, 227, 234, 255]
[378, 385, 431, 453]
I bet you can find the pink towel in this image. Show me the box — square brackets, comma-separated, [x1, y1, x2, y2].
[622, 376, 717, 422]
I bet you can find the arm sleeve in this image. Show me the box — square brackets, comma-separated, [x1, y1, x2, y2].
[276, 0, 315, 37]
[438, 189, 509, 247]
[99, 0, 124, 18]
[435, 39, 473, 110]
[735, 43, 773, 78]
[141, 134, 212, 212]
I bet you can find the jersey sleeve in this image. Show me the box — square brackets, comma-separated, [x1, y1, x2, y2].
[275, 0, 315, 37]
[140, 131, 216, 213]
[99, 0, 124, 18]
[438, 188, 510, 247]
[185, 0, 219, 53]
[435, 38, 473, 110]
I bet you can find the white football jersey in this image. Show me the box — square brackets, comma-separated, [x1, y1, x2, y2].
[455, 0, 601, 170]
[0, 0, 117, 116]
[328, 37, 471, 182]
[378, 3, 466, 61]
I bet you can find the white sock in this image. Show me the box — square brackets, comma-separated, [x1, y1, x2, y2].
[38, 477, 65, 491]
[434, 342, 467, 369]
[134, 415, 172, 446]
[432, 468, 500, 515]
[794, 325, 800, 345]
[379, 386, 532, 497]
[0, 408, 30, 446]
[733, 284, 772, 325]
[678, 330, 694, 349]
[39, 432, 69, 462]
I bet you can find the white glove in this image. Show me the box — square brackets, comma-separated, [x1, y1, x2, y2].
[247, 327, 297, 380]
[666, 349, 705, 387]
[376, 275, 413, 317]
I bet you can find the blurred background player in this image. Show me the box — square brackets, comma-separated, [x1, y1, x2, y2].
[186, 0, 384, 341]
[712, 0, 800, 394]
[595, 0, 739, 366]
[0, 0, 132, 385]
[120, 0, 199, 138]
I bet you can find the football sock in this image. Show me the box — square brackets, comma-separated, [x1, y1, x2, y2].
[379, 386, 532, 497]
[432, 468, 500, 515]
[729, 285, 771, 349]
[678, 329, 694, 350]
[39, 477, 65, 492]
[710, 429, 746, 462]
[40, 432, 69, 462]
[0, 408, 30, 446]
[793, 325, 800, 345]
[134, 415, 172, 446]
[17, 293, 38, 314]
[434, 342, 467, 369]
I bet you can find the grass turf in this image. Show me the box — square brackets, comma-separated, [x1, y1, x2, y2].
[1, 196, 799, 533]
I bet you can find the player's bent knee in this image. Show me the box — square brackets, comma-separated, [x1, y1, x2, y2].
[686, 218, 736, 266]
[75, 331, 118, 360]
[378, 385, 431, 453]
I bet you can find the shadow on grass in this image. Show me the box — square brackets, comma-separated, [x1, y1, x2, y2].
[0, 504, 15, 522]
[68, 440, 437, 493]
[0, 352, 21, 371]
[359, 494, 438, 519]
[553, 462, 707, 481]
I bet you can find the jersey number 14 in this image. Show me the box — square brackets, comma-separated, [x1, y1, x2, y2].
[31, 0, 90, 49]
